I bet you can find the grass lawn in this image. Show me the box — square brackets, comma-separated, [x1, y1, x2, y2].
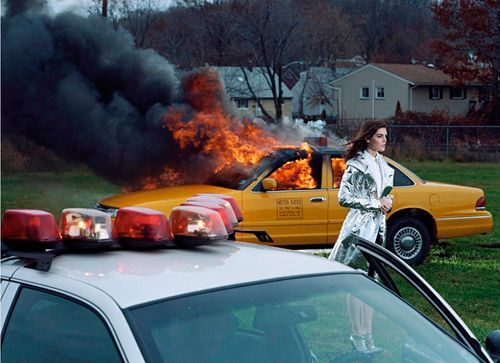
[1, 166, 120, 220]
[1, 161, 499, 344]
[398, 160, 500, 343]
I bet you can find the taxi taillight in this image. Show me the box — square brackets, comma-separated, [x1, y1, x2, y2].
[475, 196, 486, 210]
[1, 209, 61, 249]
[195, 194, 243, 222]
[169, 206, 228, 246]
[186, 196, 238, 227]
[181, 201, 233, 234]
[113, 207, 173, 248]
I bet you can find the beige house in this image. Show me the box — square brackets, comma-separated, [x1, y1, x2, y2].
[330, 63, 484, 119]
[215, 67, 293, 120]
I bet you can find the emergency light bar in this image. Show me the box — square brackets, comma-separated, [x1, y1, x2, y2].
[169, 206, 228, 246]
[113, 207, 173, 248]
[186, 196, 238, 227]
[195, 194, 243, 222]
[60, 208, 114, 249]
[1, 209, 61, 249]
[180, 201, 234, 234]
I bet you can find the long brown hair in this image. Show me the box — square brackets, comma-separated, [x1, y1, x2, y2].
[344, 120, 387, 161]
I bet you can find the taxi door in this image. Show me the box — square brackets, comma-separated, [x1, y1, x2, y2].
[238, 154, 328, 247]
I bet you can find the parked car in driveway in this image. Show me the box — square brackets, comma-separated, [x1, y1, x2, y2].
[97, 144, 493, 265]
[1, 207, 498, 362]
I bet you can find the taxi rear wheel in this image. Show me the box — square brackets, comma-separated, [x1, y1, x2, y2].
[387, 217, 431, 266]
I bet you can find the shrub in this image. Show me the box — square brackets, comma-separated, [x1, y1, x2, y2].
[1, 134, 71, 173]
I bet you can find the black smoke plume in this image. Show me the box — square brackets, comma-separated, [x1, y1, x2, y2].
[1, 1, 183, 185]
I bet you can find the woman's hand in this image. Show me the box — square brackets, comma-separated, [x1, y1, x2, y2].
[380, 197, 393, 213]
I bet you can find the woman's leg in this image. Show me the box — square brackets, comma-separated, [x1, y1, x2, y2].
[347, 294, 364, 336]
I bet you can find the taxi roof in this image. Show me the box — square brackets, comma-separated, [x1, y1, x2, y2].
[2, 242, 352, 309]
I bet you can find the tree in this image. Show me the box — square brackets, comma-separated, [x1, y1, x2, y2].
[293, 1, 358, 67]
[87, 0, 162, 47]
[432, 0, 500, 121]
[230, 0, 303, 122]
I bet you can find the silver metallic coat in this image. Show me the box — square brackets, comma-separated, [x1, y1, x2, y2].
[329, 152, 394, 268]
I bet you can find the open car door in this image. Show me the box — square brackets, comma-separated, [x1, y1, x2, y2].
[351, 236, 492, 363]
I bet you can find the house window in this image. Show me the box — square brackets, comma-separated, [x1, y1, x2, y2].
[236, 98, 248, 109]
[376, 87, 385, 99]
[450, 87, 466, 99]
[360, 87, 369, 99]
[429, 86, 443, 100]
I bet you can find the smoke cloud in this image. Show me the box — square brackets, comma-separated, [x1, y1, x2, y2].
[2, 1, 179, 184]
[2, 0, 336, 190]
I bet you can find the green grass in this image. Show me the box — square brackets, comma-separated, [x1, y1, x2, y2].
[396, 160, 500, 343]
[1, 161, 499, 344]
[1, 167, 120, 220]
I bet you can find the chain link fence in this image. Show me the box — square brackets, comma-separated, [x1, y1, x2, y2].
[328, 121, 500, 162]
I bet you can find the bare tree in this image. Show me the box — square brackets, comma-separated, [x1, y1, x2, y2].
[229, 0, 302, 122]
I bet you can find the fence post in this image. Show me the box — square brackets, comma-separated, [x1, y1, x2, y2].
[446, 125, 450, 158]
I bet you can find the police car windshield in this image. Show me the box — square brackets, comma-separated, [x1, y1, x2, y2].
[127, 274, 480, 363]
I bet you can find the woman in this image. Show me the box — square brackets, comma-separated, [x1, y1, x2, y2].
[329, 120, 394, 354]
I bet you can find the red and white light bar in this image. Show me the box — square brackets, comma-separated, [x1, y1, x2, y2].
[2, 204, 232, 252]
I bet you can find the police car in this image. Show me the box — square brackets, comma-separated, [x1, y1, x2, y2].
[1, 197, 498, 362]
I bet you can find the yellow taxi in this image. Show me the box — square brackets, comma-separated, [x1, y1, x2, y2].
[97, 145, 493, 265]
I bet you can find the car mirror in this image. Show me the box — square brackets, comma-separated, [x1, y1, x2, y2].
[486, 330, 500, 362]
[262, 178, 277, 191]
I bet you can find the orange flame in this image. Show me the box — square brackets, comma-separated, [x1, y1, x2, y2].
[135, 68, 317, 190]
[331, 157, 346, 188]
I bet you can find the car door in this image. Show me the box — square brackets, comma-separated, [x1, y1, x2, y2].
[239, 152, 328, 246]
[351, 236, 492, 362]
[1, 283, 126, 362]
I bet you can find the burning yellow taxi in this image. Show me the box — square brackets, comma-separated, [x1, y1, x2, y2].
[97, 146, 493, 265]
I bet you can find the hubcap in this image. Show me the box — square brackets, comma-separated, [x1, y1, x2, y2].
[393, 227, 423, 260]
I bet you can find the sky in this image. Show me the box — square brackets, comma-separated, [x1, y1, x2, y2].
[48, 0, 89, 15]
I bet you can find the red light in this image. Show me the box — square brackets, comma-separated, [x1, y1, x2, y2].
[169, 206, 228, 246]
[113, 207, 172, 247]
[196, 194, 243, 222]
[187, 196, 238, 226]
[1, 209, 61, 248]
[181, 201, 233, 234]
[476, 196, 486, 209]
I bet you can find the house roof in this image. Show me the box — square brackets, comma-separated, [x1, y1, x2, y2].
[330, 63, 466, 86]
[214, 67, 293, 99]
[371, 63, 454, 85]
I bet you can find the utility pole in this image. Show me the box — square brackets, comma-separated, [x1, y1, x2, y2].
[102, 0, 108, 17]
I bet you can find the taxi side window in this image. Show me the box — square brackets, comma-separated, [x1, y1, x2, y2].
[2, 287, 122, 362]
[389, 165, 414, 186]
[267, 154, 322, 190]
[331, 157, 346, 188]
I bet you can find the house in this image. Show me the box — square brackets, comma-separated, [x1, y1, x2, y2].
[329, 63, 484, 119]
[291, 67, 337, 120]
[215, 67, 293, 120]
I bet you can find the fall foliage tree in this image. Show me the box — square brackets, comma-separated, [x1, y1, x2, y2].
[432, 0, 500, 120]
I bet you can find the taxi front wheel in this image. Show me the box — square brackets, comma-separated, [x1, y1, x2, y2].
[387, 217, 431, 266]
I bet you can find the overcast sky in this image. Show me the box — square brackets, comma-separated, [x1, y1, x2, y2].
[48, 0, 89, 15]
